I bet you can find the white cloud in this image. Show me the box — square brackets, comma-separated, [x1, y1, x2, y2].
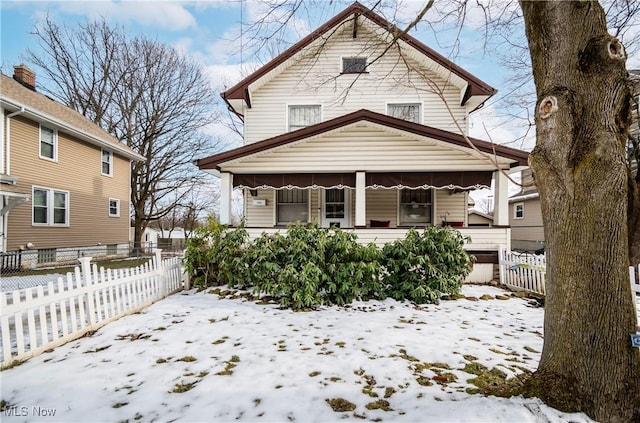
[55, 1, 197, 30]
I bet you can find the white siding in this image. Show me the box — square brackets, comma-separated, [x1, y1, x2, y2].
[225, 123, 510, 174]
[365, 189, 397, 227]
[244, 24, 467, 144]
[435, 189, 467, 226]
[245, 189, 274, 227]
[245, 227, 510, 252]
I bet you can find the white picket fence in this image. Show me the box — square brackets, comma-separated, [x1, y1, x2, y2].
[0, 250, 184, 369]
[499, 247, 640, 301]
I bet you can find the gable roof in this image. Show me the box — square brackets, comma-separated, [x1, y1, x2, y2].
[223, 1, 496, 116]
[197, 109, 528, 170]
[1, 73, 144, 161]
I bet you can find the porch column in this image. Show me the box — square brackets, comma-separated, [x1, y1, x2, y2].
[355, 171, 366, 228]
[493, 170, 509, 226]
[220, 172, 233, 225]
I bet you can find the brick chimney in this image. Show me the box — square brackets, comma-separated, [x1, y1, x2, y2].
[13, 64, 36, 90]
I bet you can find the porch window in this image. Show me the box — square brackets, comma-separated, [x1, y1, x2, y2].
[399, 188, 432, 226]
[277, 188, 309, 225]
[288, 105, 321, 131]
[387, 103, 421, 124]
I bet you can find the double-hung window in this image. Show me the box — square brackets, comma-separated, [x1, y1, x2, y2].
[387, 103, 421, 124]
[514, 203, 524, 219]
[102, 149, 113, 176]
[276, 189, 309, 225]
[109, 198, 120, 217]
[288, 105, 321, 132]
[33, 186, 69, 226]
[40, 125, 57, 160]
[399, 188, 432, 226]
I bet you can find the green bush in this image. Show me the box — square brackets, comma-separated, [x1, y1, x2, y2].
[381, 227, 473, 304]
[185, 220, 474, 308]
[183, 217, 248, 287]
[247, 222, 383, 309]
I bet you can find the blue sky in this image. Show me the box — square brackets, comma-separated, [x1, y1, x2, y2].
[1, 1, 511, 95]
[0, 0, 530, 148]
[2, 0, 637, 152]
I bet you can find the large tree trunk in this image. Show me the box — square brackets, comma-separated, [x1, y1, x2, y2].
[520, 1, 640, 421]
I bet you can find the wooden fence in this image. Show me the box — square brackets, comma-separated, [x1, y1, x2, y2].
[499, 247, 640, 301]
[0, 250, 184, 369]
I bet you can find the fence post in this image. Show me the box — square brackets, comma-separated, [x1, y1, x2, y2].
[498, 246, 505, 285]
[153, 249, 166, 298]
[78, 257, 96, 326]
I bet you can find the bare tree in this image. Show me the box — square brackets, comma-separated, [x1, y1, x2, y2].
[237, 1, 640, 420]
[27, 18, 221, 249]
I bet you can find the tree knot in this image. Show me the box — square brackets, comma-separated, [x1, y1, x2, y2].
[607, 39, 626, 61]
[538, 96, 558, 120]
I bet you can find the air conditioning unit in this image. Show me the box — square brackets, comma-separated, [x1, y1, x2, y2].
[252, 199, 266, 206]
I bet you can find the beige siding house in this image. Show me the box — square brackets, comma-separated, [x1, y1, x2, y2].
[509, 169, 545, 252]
[1, 66, 144, 265]
[197, 3, 529, 282]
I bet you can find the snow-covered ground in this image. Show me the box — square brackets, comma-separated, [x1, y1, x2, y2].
[1, 285, 595, 422]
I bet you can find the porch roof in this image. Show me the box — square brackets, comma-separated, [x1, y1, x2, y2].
[197, 109, 529, 173]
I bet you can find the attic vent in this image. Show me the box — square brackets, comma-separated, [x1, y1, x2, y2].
[342, 57, 367, 73]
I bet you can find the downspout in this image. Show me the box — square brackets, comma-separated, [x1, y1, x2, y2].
[2, 107, 26, 253]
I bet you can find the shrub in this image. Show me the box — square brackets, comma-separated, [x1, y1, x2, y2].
[183, 217, 248, 287]
[381, 227, 473, 304]
[247, 222, 383, 309]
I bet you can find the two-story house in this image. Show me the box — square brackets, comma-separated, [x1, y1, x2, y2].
[1, 65, 144, 266]
[197, 2, 529, 282]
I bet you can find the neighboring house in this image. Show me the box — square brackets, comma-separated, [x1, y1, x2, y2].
[509, 168, 544, 252]
[197, 2, 529, 282]
[137, 227, 186, 251]
[468, 209, 493, 227]
[1, 65, 144, 266]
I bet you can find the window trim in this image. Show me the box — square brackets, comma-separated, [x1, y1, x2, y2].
[514, 202, 525, 220]
[32, 186, 70, 227]
[39, 124, 58, 161]
[101, 149, 113, 176]
[341, 56, 368, 74]
[108, 198, 120, 217]
[397, 188, 433, 227]
[286, 104, 322, 132]
[386, 102, 423, 124]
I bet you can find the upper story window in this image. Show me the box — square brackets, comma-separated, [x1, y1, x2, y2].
[109, 198, 120, 217]
[276, 188, 309, 225]
[342, 57, 367, 73]
[288, 105, 321, 132]
[33, 186, 69, 226]
[102, 149, 113, 176]
[388, 103, 421, 124]
[514, 202, 524, 219]
[399, 188, 432, 226]
[39, 125, 57, 160]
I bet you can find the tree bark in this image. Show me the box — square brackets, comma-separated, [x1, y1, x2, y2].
[520, 1, 640, 421]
